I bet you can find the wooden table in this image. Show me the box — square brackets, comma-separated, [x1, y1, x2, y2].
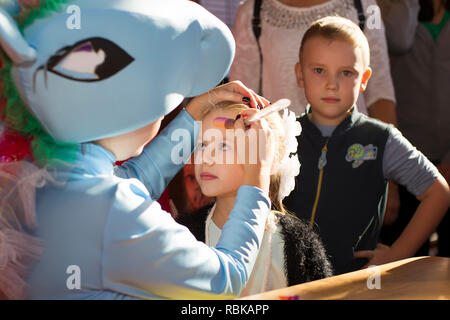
[241, 256, 450, 300]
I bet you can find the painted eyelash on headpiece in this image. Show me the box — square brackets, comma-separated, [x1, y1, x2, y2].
[33, 37, 135, 91]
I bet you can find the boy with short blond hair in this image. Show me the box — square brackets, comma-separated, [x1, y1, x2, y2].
[285, 16, 450, 275]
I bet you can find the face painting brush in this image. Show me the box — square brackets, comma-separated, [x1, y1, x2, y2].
[213, 98, 291, 129]
[244, 98, 291, 125]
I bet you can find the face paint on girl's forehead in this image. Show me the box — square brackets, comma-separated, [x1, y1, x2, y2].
[213, 117, 235, 129]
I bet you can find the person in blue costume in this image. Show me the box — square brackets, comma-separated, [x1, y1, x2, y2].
[0, 0, 274, 299]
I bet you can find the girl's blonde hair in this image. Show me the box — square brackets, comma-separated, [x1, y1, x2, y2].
[202, 101, 289, 215]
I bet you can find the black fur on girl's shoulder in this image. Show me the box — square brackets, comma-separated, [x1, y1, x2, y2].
[176, 206, 334, 286]
[278, 214, 334, 286]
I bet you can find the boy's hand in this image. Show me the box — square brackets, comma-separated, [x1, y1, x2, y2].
[354, 243, 394, 268]
[185, 81, 270, 121]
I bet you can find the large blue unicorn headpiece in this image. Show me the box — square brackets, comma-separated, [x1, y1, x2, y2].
[0, 0, 234, 143]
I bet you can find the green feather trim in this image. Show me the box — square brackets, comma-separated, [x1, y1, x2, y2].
[0, 0, 78, 167]
[18, 0, 73, 31]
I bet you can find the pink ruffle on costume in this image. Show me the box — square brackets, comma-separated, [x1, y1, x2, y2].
[0, 161, 50, 300]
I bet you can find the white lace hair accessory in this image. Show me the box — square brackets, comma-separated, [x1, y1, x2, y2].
[277, 108, 302, 201]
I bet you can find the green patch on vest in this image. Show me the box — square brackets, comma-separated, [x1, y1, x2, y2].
[345, 144, 378, 168]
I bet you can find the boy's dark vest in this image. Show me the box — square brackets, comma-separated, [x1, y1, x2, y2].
[284, 110, 392, 275]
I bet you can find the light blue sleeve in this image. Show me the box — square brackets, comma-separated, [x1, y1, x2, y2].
[102, 181, 271, 299]
[114, 109, 199, 200]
